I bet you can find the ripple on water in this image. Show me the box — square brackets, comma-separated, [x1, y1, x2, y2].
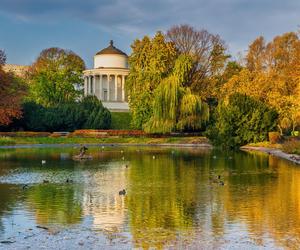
[0, 170, 81, 185]
[0, 146, 298, 249]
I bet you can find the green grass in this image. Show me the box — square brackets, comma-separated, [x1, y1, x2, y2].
[0, 137, 16, 145]
[111, 112, 132, 130]
[0, 136, 210, 146]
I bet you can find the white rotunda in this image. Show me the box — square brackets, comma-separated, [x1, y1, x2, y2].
[83, 40, 129, 111]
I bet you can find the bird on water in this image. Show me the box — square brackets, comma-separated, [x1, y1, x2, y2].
[119, 189, 126, 195]
[210, 175, 225, 186]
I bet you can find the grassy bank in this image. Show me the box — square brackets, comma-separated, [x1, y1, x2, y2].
[282, 140, 300, 155]
[0, 136, 210, 146]
[247, 139, 300, 155]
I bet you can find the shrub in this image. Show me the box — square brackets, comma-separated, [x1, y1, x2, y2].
[20, 101, 86, 132]
[21, 102, 46, 131]
[268, 132, 281, 144]
[206, 93, 278, 148]
[82, 96, 111, 129]
[282, 140, 300, 155]
[111, 112, 132, 130]
[7, 96, 112, 132]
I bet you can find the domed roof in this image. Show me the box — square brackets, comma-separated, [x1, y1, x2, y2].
[96, 40, 128, 57]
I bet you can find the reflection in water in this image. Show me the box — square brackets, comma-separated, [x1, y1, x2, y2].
[26, 184, 83, 226]
[0, 184, 23, 234]
[0, 146, 299, 248]
[82, 162, 128, 231]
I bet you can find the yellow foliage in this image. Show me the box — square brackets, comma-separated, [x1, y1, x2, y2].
[222, 32, 300, 133]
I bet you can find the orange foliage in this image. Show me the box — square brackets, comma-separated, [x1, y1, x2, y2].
[268, 132, 281, 144]
[0, 50, 26, 126]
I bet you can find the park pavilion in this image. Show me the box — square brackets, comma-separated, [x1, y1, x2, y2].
[83, 40, 129, 111]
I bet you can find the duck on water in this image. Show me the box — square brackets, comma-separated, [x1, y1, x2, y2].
[72, 145, 93, 160]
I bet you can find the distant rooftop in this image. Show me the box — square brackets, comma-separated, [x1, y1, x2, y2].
[3, 64, 29, 77]
[96, 40, 128, 57]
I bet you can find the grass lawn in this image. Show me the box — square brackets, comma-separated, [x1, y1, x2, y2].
[0, 136, 210, 146]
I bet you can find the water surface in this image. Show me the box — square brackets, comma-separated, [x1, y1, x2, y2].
[0, 146, 299, 249]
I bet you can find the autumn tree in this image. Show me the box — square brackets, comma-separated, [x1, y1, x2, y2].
[246, 36, 266, 72]
[28, 48, 85, 107]
[166, 24, 230, 99]
[0, 50, 27, 126]
[126, 32, 177, 129]
[222, 32, 300, 134]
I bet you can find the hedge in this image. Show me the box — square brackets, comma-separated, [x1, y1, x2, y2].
[111, 112, 132, 130]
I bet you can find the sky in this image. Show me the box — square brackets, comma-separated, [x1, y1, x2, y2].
[0, 0, 300, 68]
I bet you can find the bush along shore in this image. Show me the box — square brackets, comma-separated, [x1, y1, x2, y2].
[242, 136, 300, 165]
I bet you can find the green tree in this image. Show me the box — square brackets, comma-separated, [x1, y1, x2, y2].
[126, 32, 177, 129]
[206, 93, 278, 148]
[144, 55, 209, 133]
[28, 47, 85, 107]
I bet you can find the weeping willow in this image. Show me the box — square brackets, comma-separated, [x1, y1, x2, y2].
[177, 88, 209, 130]
[144, 55, 209, 133]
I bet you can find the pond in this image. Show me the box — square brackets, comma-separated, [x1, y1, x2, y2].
[0, 145, 299, 249]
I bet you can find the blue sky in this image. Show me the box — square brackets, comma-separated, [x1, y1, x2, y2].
[0, 0, 299, 68]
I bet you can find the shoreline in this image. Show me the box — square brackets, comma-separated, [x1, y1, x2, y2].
[0, 142, 212, 149]
[240, 146, 300, 165]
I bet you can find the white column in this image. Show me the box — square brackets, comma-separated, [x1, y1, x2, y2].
[107, 74, 110, 101]
[122, 75, 125, 101]
[93, 75, 96, 95]
[115, 75, 118, 101]
[88, 76, 91, 95]
[99, 75, 103, 100]
[84, 76, 87, 96]
[94, 75, 98, 98]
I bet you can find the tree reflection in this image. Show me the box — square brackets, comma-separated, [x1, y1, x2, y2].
[0, 184, 22, 234]
[26, 184, 83, 226]
[126, 150, 210, 249]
